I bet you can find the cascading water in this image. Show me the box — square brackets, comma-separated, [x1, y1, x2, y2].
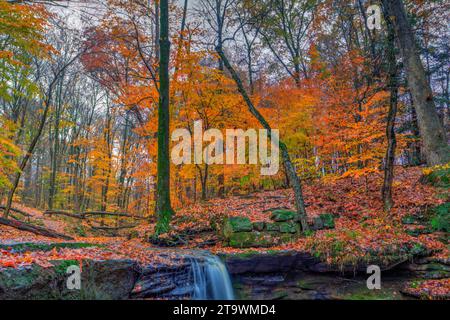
[188, 251, 235, 300]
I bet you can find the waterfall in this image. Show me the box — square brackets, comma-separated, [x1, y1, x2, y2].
[188, 251, 235, 300]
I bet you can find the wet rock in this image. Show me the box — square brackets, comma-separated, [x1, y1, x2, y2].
[223, 251, 320, 274]
[132, 276, 176, 297]
[240, 275, 285, 286]
[167, 285, 194, 297]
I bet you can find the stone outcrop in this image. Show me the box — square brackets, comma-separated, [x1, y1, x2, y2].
[222, 211, 301, 248]
[0, 259, 139, 300]
[222, 211, 335, 248]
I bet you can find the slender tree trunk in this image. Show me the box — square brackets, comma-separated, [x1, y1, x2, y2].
[216, 48, 309, 231]
[4, 99, 52, 218]
[382, 13, 398, 212]
[382, 0, 450, 165]
[48, 77, 64, 210]
[155, 0, 174, 234]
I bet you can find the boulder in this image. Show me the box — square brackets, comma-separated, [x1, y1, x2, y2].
[279, 222, 300, 234]
[0, 259, 139, 300]
[0, 264, 57, 299]
[223, 217, 252, 238]
[252, 222, 265, 232]
[266, 223, 280, 232]
[270, 210, 298, 222]
[77, 259, 139, 299]
[228, 232, 275, 248]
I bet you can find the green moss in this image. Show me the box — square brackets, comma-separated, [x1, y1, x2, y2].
[430, 203, 449, 233]
[320, 213, 335, 229]
[252, 221, 265, 231]
[265, 222, 280, 232]
[227, 231, 298, 248]
[0, 242, 98, 253]
[279, 222, 300, 234]
[52, 260, 79, 275]
[270, 209, 298, 222]
[223, 217, 253, 237]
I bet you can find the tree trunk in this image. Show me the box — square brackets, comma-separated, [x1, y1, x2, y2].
[382, 0, 450, 165]
[4, 100, 51, 218]
[155, 0, 174, 235]
[382, 12, 399, 212]
[216, 47, 309, 231]
[0, 217, 73, 240]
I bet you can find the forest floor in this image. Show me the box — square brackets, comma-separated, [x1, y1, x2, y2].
[0, 166, 448, 299]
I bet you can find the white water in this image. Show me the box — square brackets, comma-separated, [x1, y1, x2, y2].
[188, 252, 235, 300]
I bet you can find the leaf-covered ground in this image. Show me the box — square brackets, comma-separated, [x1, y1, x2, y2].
[0, 167, 448, 299]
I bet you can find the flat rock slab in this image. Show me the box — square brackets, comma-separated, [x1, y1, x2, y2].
[221, 251, 319, 274]
[220, 251, 414, 275]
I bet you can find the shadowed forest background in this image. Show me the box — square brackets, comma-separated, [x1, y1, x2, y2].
[0, 0, 448, 300]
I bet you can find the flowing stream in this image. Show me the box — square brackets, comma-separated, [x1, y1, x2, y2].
[187, 251, 235, 300]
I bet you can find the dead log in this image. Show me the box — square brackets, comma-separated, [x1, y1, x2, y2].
[0, 206, 33, 217]
[81, 211, 147, 220]
[44, 210, 83, 219]
[0, 217, 74, 240]
[44, 210, 147, 220]
[89, 224, 138, 231]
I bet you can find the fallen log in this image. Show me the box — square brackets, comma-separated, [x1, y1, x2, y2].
[89, 224, 138, 231]
[0, 206, 33, 217]
[0, 217, 74, 240]
[44, 210, 147, 220]
[44, 210, 83, 219]
[81, 211, 147, 220]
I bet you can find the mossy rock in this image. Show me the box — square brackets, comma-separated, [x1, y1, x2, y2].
[266, 222, 280, 232]
[223, 217, 253, 238]
[278, 233, 298, 243]
[279, 222, 300, 234]
[228, 232, 275, 248]
[319, 214, 335, 229]
[270, 210, 298, 222]
[311, 214, 335, 230]
[252, 221, 265, 232]
[0, 242, 98, 253]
